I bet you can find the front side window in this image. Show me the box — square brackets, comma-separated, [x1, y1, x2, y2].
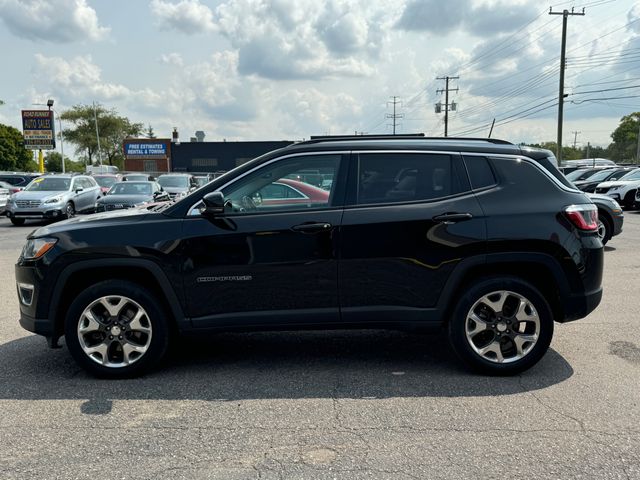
[355, 153, 466, 205]
[221, 155, 340, 214]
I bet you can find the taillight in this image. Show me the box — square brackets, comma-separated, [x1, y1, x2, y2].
[10, 187, 21, 194]
[564, 204, 598, 231]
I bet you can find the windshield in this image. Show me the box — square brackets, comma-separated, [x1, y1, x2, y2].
[194, 177, 209, 188]
[95, 176, 118, 188]
[565, 169, 593, 181]
[619, 169, 640, 181]
[109, 182, 152, 195]
[158, 176, 189, 188]
[25, 177, 70, 192]
[125, 175, 148, 181]
[582, 169, 616, 182]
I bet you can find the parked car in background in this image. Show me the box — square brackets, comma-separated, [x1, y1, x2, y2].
[95, 181, 169, 212]
[5, 174, 101, 225]
[0, 183, 9, 214]
[564, 167, 613, 183]
[14, 136, 603, 378]
[594, 168, 640, 208]
[93, 174, 122, 195]
[573, 168, 637, 193]
[559, 158, 616, 174]
[0, 172, 40, 190]
[157, 173, 197, 199]
[254, 178, 330, 207]
[587, 193, 623, 245]
[123, 173, 155, 182]
[0, 180, 24, 195]
[193, 175, 210, 189]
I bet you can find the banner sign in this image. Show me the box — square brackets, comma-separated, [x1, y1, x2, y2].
[124, 142, 168, 159]
[22, 110, 55, 150]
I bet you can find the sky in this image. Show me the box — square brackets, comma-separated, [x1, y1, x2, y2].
[0, 0, 638, 160]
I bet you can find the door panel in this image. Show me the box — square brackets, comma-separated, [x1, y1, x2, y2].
[339, 152, 486, 322]
[181, 209, 341, 324]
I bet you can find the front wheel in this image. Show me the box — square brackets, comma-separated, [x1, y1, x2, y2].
[64, 201, 75, 219]
[448, 277, 554, 375]
[597, 214, 612, 245]
[10, 217, 25, 226]
[64, 280, 170, 378]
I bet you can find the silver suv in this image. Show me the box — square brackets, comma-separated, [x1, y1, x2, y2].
[6, 174, 101, 226]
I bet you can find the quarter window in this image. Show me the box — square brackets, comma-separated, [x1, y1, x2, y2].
[463, 156, 497, 190]
[355, 153, 466, 205]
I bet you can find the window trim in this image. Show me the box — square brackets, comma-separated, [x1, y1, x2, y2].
[187, 151, 349, 217]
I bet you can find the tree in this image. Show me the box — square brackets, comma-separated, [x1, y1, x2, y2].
[522, 141, 583, 161]
[0, 123, 37, 171]
[61, 104, 143, 168]
[145, 124, 156, 139]
[44, 151, 84, 172]
[609, 112, 640, 162]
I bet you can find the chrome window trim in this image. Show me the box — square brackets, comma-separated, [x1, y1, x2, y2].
[271, 182, 309, 200]
[187, 151, 348, 216]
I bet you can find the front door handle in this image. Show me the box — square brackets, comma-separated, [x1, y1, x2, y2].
[432, 212, 473, 224]
[291, 222, 333, 233]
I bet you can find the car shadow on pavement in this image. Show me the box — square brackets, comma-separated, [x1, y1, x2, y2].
[0, 330, 573, 408]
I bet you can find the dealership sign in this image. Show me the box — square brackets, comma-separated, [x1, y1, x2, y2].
[22, 110, 55, 150]
[124, 142, 168, 158]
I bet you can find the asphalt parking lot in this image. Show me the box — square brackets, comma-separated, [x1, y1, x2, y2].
[0, 214, 639, 480]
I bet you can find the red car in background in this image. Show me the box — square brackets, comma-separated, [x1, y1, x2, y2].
[258, 178, 329, 206]
[93, 174, 122, 195]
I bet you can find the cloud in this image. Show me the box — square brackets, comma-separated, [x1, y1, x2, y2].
[213, 0, 386, 80]
[0, 0, 109, 43]
[150, 0, 216, 34]
[34, 54, 130, 100]
[396, 0, 537, 36]
[159, 52, 184, 67]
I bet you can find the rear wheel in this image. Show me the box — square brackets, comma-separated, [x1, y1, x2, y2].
[448, 277, 554, 375]
[10, 217, 25, 226]
[64, 280, 170, 378]
[623, 190, 636, 209]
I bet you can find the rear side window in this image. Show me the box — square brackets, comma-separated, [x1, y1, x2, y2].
[355, 153, 468, 205]
[463, 156, 497, 190]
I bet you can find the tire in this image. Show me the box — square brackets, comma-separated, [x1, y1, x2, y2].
[10, 217, 25, 226]
[597, 212, 612, 245]
[64, 201, 75, 219]
[448, 276, 554, 375]
[623, 190, 636, 210]
[64, 280, 170, 378]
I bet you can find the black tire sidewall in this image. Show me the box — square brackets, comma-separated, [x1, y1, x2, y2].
[448, 276, 554, 375]
[65, 201, 75, 218]
[10, 217, 25, 226]
[599, 214, 612, 244]
[64, 280, 169, 378]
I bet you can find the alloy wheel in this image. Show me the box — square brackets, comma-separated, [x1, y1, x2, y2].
[596, 220, 607, 243]
[77, 295, 153, 368]
[464, 290, 540, 364]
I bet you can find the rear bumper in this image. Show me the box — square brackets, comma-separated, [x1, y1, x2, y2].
[559, 287, 603, 323]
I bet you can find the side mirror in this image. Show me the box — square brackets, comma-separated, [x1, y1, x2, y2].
[200, 191, 225, 216]
[75, 187, 84, 193]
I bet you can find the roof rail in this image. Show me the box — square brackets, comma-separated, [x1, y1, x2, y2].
[299, 134, 512, 145]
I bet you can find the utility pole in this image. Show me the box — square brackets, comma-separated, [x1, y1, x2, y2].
[549, 7, 585, 164]
[436, 76, 459, 137]
[572, 130, 581, 149]
[636, 124, 640, 162]
[386, 96, 403, 135]
[93, 101, 102, 167]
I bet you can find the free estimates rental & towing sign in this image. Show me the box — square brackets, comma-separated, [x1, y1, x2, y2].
[22, 110, 55, 150]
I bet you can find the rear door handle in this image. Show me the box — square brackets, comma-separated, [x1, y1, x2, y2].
[432, 213, 473, 224]
[291, 222, 333, 233]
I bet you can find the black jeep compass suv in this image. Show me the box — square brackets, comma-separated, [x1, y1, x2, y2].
[15, 136, 603, 377]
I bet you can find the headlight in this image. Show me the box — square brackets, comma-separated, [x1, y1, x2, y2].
[44, 196, 63, 204]
[22, 237, 57, 260]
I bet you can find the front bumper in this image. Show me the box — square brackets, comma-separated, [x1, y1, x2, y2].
[6, 206, 65, 219]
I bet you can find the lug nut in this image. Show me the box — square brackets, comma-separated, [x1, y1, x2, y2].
[118, 335, 123, 340]
[109, 335, 113, 340]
